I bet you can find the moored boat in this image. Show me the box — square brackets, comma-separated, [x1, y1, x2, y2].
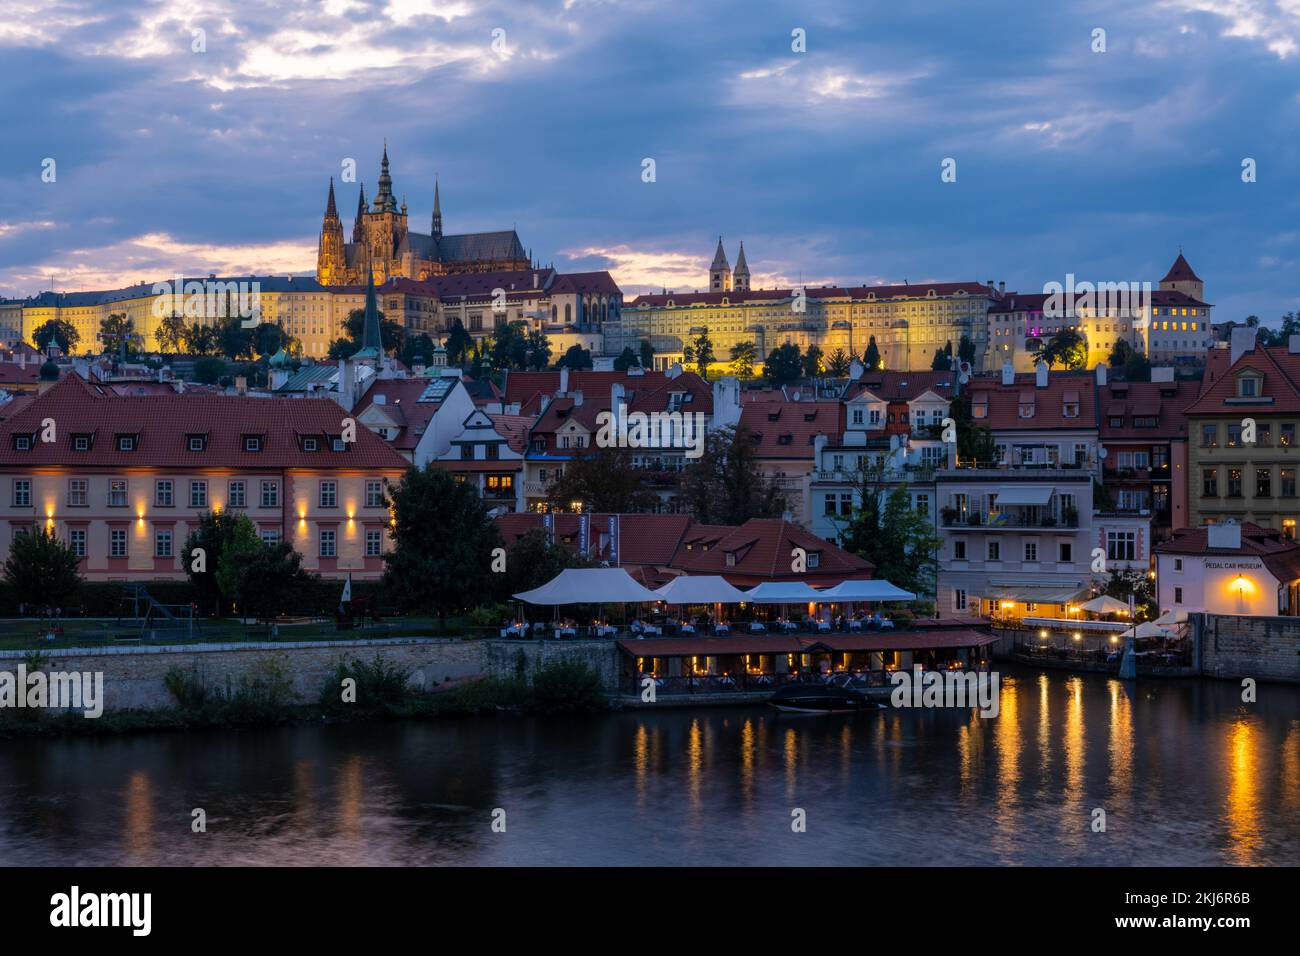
[768, 683, 883, 715]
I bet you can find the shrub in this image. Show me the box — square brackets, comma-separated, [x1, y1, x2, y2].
[163, 665, 209, 710]
[529, 660, 607, 715]
[319, 654, 413, 716]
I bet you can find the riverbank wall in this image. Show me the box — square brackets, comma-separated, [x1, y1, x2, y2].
[1194, 613, 1300, 684]
[0, 638, 622, 712]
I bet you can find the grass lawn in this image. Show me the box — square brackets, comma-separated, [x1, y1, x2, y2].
[0, 615, 460, 652]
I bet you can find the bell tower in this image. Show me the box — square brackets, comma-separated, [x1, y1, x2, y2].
[316, 178, 346, 285]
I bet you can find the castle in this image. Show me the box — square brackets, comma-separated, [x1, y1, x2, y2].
[316, 146, 531, 286]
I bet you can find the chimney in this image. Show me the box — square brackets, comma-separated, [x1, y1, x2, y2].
[848, 357, 864, 380]
[610, 382, 625, 416]
[336, 357, 356, 412]
[572, 390, 583, 407]
[558, 366, 569, 394]
[1001, 360, 1014, 386]
[234, 375, 247, 394]
[1095, 364, 1108, 386]
[1149, 366, 1175, 383]
[999, 281, 1005, 293]
[1207, 521, 1242, 551]
[1289, 334, 1300, 355]
[1035, 361, 1048, 388]
[1230, 326, 1257, 365]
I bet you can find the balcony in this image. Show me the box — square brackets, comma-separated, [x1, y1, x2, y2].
[941, 508, 1080, 530]
[523, 481, 550, 498]
[938, 464, 1092, 480]
[812, 465, 937, 484]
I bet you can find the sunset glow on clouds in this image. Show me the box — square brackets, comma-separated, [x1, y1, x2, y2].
[0, 0, 1296, 322]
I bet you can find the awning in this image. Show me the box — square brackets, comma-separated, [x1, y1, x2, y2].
[980, 584, 1088, 605]
[818, 579, 917, 602]
[513, 568, 660, 605]
[744, 581, 831, 604]
[993, 486, 1054, 506]
[654, 575, 749, 605]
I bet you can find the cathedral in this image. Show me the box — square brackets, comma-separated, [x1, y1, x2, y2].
[316, 147, 531, 286]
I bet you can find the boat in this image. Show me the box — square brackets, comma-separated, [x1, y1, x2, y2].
[768, 683, 883, 715]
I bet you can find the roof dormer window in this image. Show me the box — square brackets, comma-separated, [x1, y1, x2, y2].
[14, 435, 32, 451]
[187, 435, 206, 452]
[302, 437, 318, 452]
[243, 435, 262, 452]
[117, 434, 136, 452]
[1238, 375, 1259, 398]
[332, 438, 347, 452]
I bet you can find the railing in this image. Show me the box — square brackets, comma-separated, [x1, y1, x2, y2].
[938, 464, 1093, 478]
[941, 511, 1080, 529]
[812, 466, 937, 483]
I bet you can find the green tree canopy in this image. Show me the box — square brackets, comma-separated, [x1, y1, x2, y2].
[678, 425, 787, 525]
[729, 340, 758, 378]
[99, 313, 137, 358]
[802, 344, 824, 377]
[32, 318, 79, 354]
[156, 313, 188, 354]
[2, 528, 82, 613]
[613, 346, 639, 372]
[556, 343, 593, 370]
[445, 319, 473, 365]
[1035, 329, 1087, 370]
[838, 475, 939, 599]
[763, 342, 803, 384]
[825, 348, 851, 377]
[864, 336, 881, 371]
[691, 329, 715, 379]
[184, 511, 258, 615]
[547, 447, 658, 513]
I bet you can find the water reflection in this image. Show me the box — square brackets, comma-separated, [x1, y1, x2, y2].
[0, 666, 1297, 866]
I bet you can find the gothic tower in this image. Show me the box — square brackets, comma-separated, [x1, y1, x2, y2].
[431, 179, 442, 240]
[367, 145, 408, 283]
[733, 241, 750, 292]
[709, 237, 732, 292]
[316, 177, 346, 285]
[352, 183, 367, 244]
[1159, 250, 1205, 302]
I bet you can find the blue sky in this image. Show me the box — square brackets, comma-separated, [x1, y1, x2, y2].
[0, 0, 1297, 322]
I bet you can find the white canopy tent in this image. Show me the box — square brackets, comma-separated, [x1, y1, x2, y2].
[513, 568, 660, 605]
[1079, 595, 1130, 615]
[744, 582, 830, 604]
[654, 575, 749, 605]
[1121, 621, 1174, 640]
[819, 580, 917, 602]
[994, 486, 1055, 506]
[1154, 609, 1189, 626]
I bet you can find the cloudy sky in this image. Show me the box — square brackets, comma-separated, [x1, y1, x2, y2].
[0, 0, 1297, 321]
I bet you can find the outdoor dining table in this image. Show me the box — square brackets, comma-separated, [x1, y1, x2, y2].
[848, 619, 864, 631]
[713, 624, 731, 635]
[500, 624, 526, 637]
[816, 620, 832, 632]
[880, 619, 895, 630]
[778, 621, 798, 633]
[748, 622, 766, 633]
[680, 624, 696, 634]
[594, 625, 616, 638]
[557, 627, 577, 638]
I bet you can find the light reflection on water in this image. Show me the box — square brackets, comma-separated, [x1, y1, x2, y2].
[0, 666, 1297, 866]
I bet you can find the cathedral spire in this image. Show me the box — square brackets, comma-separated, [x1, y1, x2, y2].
[431, 178, 442, 240]
[709, 236, 732, 292]
[374, 143, 396, 213]
[324, 177, 338, 218]
[733, 241, 750, 292]
[352, 183, 367, 243]
[356, 258, 384, 359]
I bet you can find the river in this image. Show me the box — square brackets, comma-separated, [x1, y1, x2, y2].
[1, 666, 1297, 865]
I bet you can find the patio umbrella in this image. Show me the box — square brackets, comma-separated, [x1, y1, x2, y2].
[1079, 595, 1130, 615]
[1154, 609, 1188, 626]
[1122, 621, 1173, 639]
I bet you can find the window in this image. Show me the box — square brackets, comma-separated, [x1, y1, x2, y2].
[365, 480, 384, 508]
[1227, 424, 1242, 447]
[1256, 468, 1272, 498]
[1174, 586, 1183, 604]
[1059, 542, 1072, 562]
[260, 529, 280, 546]
[461, 444, 474, 460]
[1284, 469, 1297, 498]
[1201, 424, 1218, 448]
[244, 436, 261, 452]
[953, 540, 967, 560]
[303, 437, 318, 452]
[914, 493, 929, 516]
[332, 438, 347, 452]
[109, 480, 127, 507]
[839, 493, 853, 515]
[67, 479, 87, 507]
[1107, 530, 1136, 562]
[1258, 424, 1272, 447]
[1174, 558, 1183, 571]
[319, 529, 336, 558]
[953, 589, 967, 611]
[1228, 468, 1243, 497]
[261, 481, 279, 508]
[1024, 541, 1038, 562]
[14, 436, 31, 451]
[155, 480, 174, 507]
[155, 530, 173, 558]
[117, 435, 135, 452]
[366, 529, 383, 557]
[1203, 468, 1218, 497]
[228, 480, 246, 509]
[806, 552, 820, 569]
[73, 436, 90, 451]
[110, 529, 127, 558]
[190, 480, 208, 508]
[188, 436, 205, 452]
[1239, 377, 1258, 397]
[68, 528, 86, 557]
[987, 540, 1001, 561]
[319, 481, 337, 508]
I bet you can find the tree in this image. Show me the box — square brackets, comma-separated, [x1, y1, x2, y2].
[957, 333, 976, 366]
[500, 530, 593, 612]
[156, 314, 188, 354]
[825, 348, 851, 377]
[763, 342, 803, 384]
[490, 320, 529, 370]
[445, 319, 472, 365]
[184, 323, 221, 357]
[639, 339, 655, 371]
[556, 344, 593, 370]
[224, 539, 317, 622]
[341, 308, 403, 355]
[32, 318, 79, 354]
[729, 340, 758, 378]
[802, 344, 824, 377]
[691, 329, 715, 379]
[215, 516, 264, 614]
[678, 425, 787, 525]
[184, 511, 257, 615]
[547, 447, 658, 513]
[99, 313, 136, 357]
[1035, 329, 1087, 370]
[251, 322, 284, 358]
[931, 340, 953, 371]
[2, 528, 82, 614]
[1108, 339, 1151, 381]
[327, 338, 354, 360]
[838, 474, 939, 599]
[218, 318, 256, 360]
[864, 336, 881, 371]
[382, 464, 504, 625]
[399, 332, 436, 369]
[613, 346, 639, 372]
[1100, 568, 1155, 621]
[949, 393, 996, 465]
[525, 329, 552, 370]
[191, 357, 226, 385]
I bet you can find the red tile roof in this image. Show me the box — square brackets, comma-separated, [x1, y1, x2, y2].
[737, 401, 845, 459]
[0, 374, 410, 470]
[354, 378, 441, 451]
[502, 369, 669, 411]
[1161, 253, 1202, 284]
[846, 370, 958, 402]
[1154, 522, 1300, 583]
[627, 282, 994, 309]
[487, 413, 535, 455]
[1184, 346, 1300, 416]
[965, 371, 1097, 431]
[1097, 379, 1199, 440]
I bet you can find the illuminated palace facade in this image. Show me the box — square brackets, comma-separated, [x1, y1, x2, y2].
[608, 254, 998, 372]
